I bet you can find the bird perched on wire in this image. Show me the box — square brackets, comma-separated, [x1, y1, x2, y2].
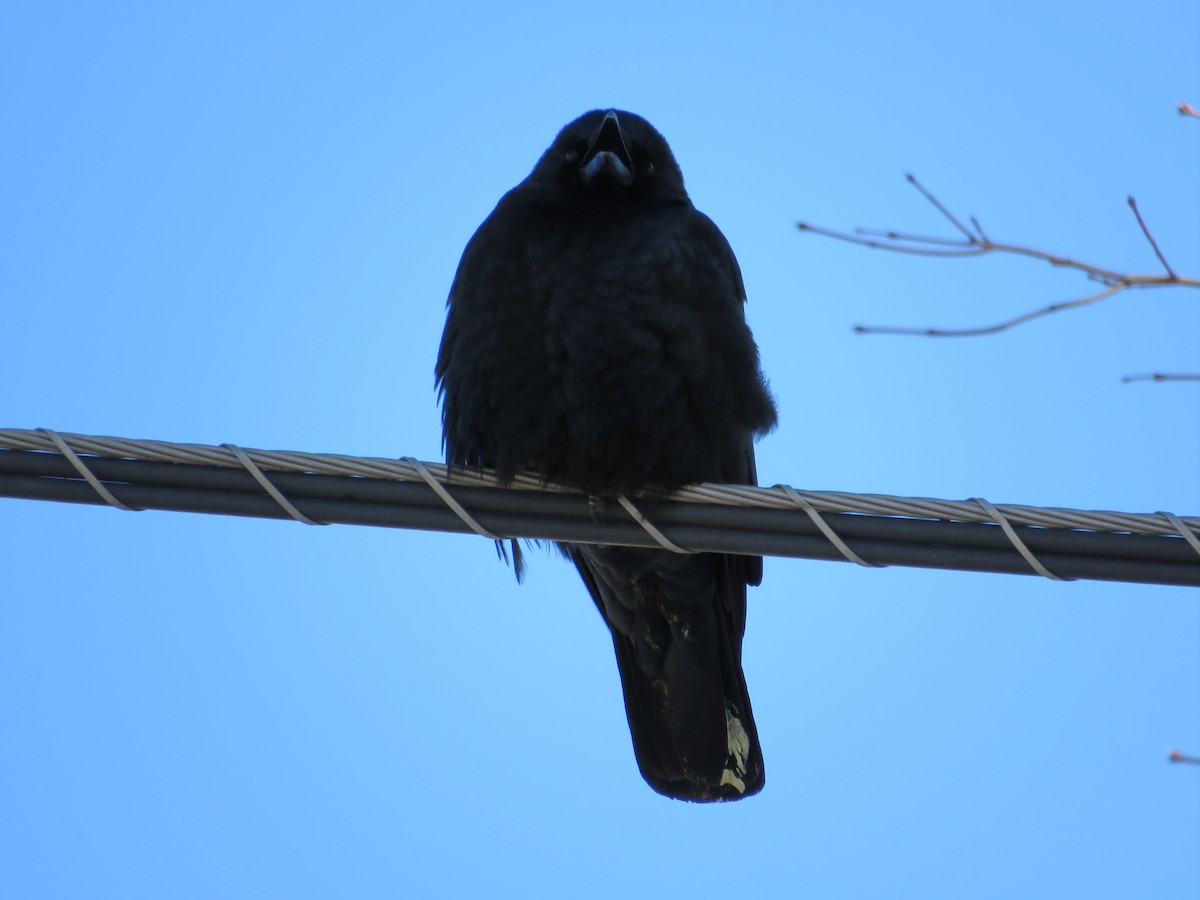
[435, 109, 776, 801]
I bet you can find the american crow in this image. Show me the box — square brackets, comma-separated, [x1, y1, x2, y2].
[435, 109, 777, 801]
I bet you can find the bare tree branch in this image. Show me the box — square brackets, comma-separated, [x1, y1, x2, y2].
[850, 283, 1125, 338]
[906, 171, 976, 240]
[1127, 196, 1176, 279]
[796, 175, 1198, 341]
[1121, 373, 1200, 384]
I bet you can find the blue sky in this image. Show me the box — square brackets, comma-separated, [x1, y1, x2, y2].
[2, 2, 1198, 898]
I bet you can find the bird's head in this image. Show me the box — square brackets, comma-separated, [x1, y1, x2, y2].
[530, 109, 688, 202]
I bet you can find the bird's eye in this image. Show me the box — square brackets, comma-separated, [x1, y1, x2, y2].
[563, 149, 579, 164]
[641, 162, 655, 176]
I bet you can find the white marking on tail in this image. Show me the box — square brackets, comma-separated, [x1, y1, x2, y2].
[720, 702, 751, 794]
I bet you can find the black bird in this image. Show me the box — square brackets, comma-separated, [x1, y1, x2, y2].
[435, 110, 777, 801]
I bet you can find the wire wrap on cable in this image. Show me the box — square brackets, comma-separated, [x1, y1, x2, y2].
[401, 457, 500, 540]
[1159, 511, 1200, 559]
[616, 494, 695, 554]
[38, 428, 141, 512]
[222, 443, 324, 526]
[776, 483, 884, 568]
[972, 497, 1072, 581]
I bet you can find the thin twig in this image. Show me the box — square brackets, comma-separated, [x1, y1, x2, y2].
[852, 283, 1124, 338]
[796, 223, 987, 258]
[1178, 102, 1200, 120]
[1121, 373, 1200, 384]
[1168, 748, 1200, 765]
[1127, 196, 1177, 279]
[796, 177, 1199, 341]
[906, 173, 978, 241]
[855, 227, 973, 247]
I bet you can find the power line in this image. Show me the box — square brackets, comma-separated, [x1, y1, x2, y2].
[0, 428, 1197, 587]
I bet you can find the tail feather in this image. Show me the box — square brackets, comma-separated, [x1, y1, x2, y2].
[568, 544, 764, 802]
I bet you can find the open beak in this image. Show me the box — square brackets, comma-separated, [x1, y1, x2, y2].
[580, 110, 634, 187]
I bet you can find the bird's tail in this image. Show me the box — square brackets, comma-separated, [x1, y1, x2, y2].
[609, 607, 764, 802]
[571, 546, 764, 801]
